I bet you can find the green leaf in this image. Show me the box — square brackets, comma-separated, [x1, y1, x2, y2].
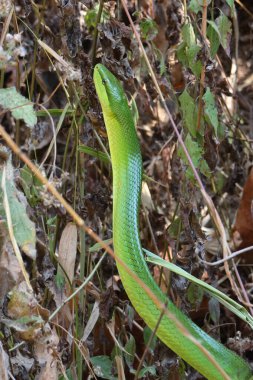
[90, 356, 117, 380]
[0, 87, 37, 127]
[179, 90, 198, 137]
[20, 165, 43, 206]
[216, 14, 232, 54]
[207, 20, 221, 40]
[177, 23, 202, 78]
[85, 8, 98, 29]
[188, 0, 212, 13]
[178, 134, 210, 180]
[168, 217, 181, 239]
[144, 249, 253, 330]
[203, 88, 218, 136]
[207, 25, 220, 58]
[209, 297, 220, 324]
[177, 42, 187, 66]
[89, 238, 113, 253]
[124, 334, 136, 368]
[190, 59, 202, 78]
[0, 156, 36, 259]
[138, 365, 156, 378]
[188, 0, 202, 14]
[207, 15, 232, 57]
[182, 23, 196, 47]
[143, 326, 157, 354]
[140, 18, 158, 41]
[187, 282, 204, 307]
[225, 0, 234, 10]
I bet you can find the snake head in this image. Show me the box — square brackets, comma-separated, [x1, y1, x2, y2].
[94, 64, 130, 118]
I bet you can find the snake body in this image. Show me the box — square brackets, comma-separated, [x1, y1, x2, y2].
[93, 63, 252, 379]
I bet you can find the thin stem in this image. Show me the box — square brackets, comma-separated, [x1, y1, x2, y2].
[134, 301, 168, 380]
[196, 0, 207, 131]
[91, 0, 104, 66]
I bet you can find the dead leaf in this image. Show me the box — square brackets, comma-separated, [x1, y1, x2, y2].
[7, 281, 49, 321]
[34, 326, 59, 380]
[81, 300, 100, 343]
[58, 222, 77, 286]
[141, 181, 155, 211]
[2, 281, 49, 341]
[0, 238, 23, 299]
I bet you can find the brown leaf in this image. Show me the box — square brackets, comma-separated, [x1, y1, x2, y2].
[0, 238, 23, 299]
[58, 222, 77, 285]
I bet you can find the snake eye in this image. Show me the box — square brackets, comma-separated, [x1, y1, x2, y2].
[102, 79, 107, 85]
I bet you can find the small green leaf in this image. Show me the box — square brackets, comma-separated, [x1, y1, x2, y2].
[209, 297, 220, 324]
[207, 14, 232, 57]
[90, 356, 117, 380]
[85, 8, 98, 29]
[188, 0, 211, 13]
[182, 23, 196, 47]
[124, 334, 136, 368]
[140, 18, 158, 41]
[203, 88, 219, 136]
[188, 0, 202, 14]
[178, 134, 210, 180]
[216, 14, 232, 54]
[187, 283, 204, 307]
[207, 20, 221, 40]
[226, 0, 234, 6]
[190, 59, 202, 78]
[89, 238, 113, 253]
[138, 365, 156, 378]
[214, 171, 225, 193]
[179, 90, 198, 137]
[207, 23, 220, 58]
[55, 270, 66, 290]
[168, 217, 181, 239]
[0, 87, 37, 127]
[0, 156, 36, 259]
[177, 23, 202, 78]
[20, 165, 43, 206]
[177, 42, 187, 66]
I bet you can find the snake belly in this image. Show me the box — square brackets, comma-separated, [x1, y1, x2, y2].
[93, 63, 252, 380]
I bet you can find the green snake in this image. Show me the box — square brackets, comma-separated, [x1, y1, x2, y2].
[93, 63, 252, 379]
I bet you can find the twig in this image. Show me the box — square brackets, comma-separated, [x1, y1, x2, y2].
[202, 245, 253, 266]
[134, 301, 168, 380]
[196, 0, 207, 131]
[91, 0, 104, 66]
